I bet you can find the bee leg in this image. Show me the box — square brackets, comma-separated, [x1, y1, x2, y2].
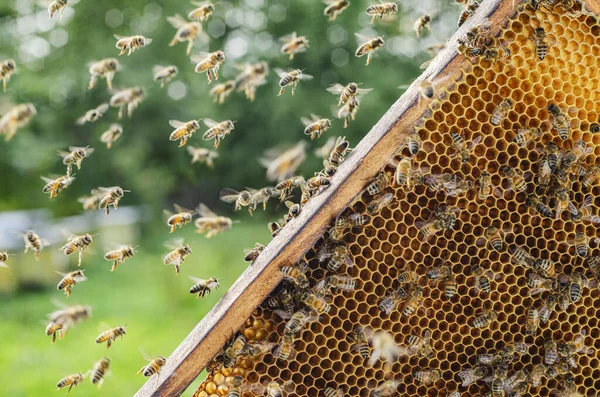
[2, 79, 6, 92]
[278, 87, 285, 96]
[170, 225, 175, 233]
[366, 52, 373, 66]
[186, 40, 193, 56]
[371, 16, 376, 24]
[214, 67, 219, 80]
[35, 251, 40, 261]
[175, 265, 180, 274]
[24, 246, 28, 254]
[289, 53, 294, 61]
[111, 260, 118, 272]
[107, 339, 112, 349]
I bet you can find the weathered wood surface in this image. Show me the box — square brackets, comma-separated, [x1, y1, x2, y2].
[134, 0, 537, 395]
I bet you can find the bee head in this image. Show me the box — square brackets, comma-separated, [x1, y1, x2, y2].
[114, 187, 124, 197]
[184, 244, 193, 254]
[347, 82, 358, 93]
[191, 120, 200, 129]
[5, 59, 15, 70]
[157, 356, 167, 365]
[215, 51, 225, 61]
[207, 3, 215, 12]
[117, 326, 127, 335]
[126, 247, 136, 256]
[226, 120, 235, 130]
[376, 37, 385, 45]
[82, 234, 93, 244]
[391, 3, 399, 12]
[77, 148, 87, 157]
[108, 59, 119, 70]
[240, 190, 251, 201]
[547, 103, 558, 114]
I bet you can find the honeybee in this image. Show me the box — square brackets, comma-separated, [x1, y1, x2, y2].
[46, 322, 63, 343]
[87, 58, 120, 90]
[365, 171, 391, 195]
[261, 142, 307, 183]
[425, 174, 471, 196]
[56, 269, 87, 297]
[416, 206, 460, 241]
[532, 27, 549, 61]
[511, 245, 535, 267]
[554, 188, 577, 220]
[476, 171, 500, 201]
[280, 32, 310, 60]
[57, 146, 94, 176]
[96, 324, 127, 348]
[99, 124, 123, 149]
[545, 336, 559, 364]
[349, 326, 370, 359]
[20, 230, 49, 260]
[529, 363, 545, 387]
[458, 0, 480, 27]
[568, 231, 600, 257]
[244, 243, 266, 264]
[233, 61, 269, 102]
[483, 41, 512, 63]
[324, 387, 345, 397]
[227, 375, 244, 397]
[322, 275, 356, 292]
[275, 68, 313, 97]
[502, 166, 529, 193]
[450, 132, 482, 163]
[109, 86, 144, 119]
[557, 329, 594, 365]
[188, 1, 216, 21]
[407, 329, 434, 358]
[458, 366, 489, 387]
[85, 357, 111, 389]
[372, 380, 401, 397]
[365, 2, 398, 23]
[168, 119, 201, 148]
[189, 276, 221, 298]
[327, 245, 354, 272]
[274, 333, 295, 360]
[0, 59, 16, 92]
[186, 146, 218, 167]
[560, 272, 595, 303]
[98, 186, 129, 215]
[301, 114, 331, 140]
[275, 309, 318, 336]
[284, 200, 301, 221]
[485, 226, 507, 251]
[47, 302, 92, 335]
[168, 15, 205, 56]
[47, 0, 68, 20]
[302, 291, 332, 314]
[194, 203, 233, 238]
[367, 192, 394, 215]
[60, 232, 97, 267]
[365, 327, 409, 368]
[513, 127, 542, 147]
[355, 34, 385, 65]
[379, 287, 407, 314]
[41, 174, 74, 199]
[414, 369, 441, 386]
[202, 118, 235, 148]
[323, 0, 351, 20]
[402, 285, 424, 316]
[209, 80, 236, 104]
[0, 103, 36, 141]
[220, 188, 253, 212]
[414, 14, 433, 37]
[571, 195, 600, 224]
[56, 373, 84, 393]
[470, 305, 498, 328]
[335, 95, 361, 128]
[539, 293, 557, 324]
[327, 82, 372, 107]
[162, 204, 194, 233]
[114, 34, 152, 56]
[104, 245, 136, 272]
[470, 263, 496, 294]
[280, 264, 309, 288]
[0, 251, 11, 268]
[548, 104, 576, 140]
[192, 51, 225, 83]
[392, 157, 424, 189]
[402, 129, 423, 156]
[491, 98, 513, 126]
[582, 165, 600, 188]
[153, 65, 178, 88]
[223, 334, 247, 367]
[526, 194, 553, 218]
[333, 212, 369, 233]
[76, 103, 109, 125]
[163, 239, 193, 274]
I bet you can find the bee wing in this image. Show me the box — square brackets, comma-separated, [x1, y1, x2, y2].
[113, 34, 126, 40]
[57, 150, 70, 158]
[165, 237, 184, 249]
[53, 270, 67, 277]
[173, 203, 194, 214]
[167, 14, 187, 29]
[279, 32, 297, 42]
[196, 203, 218, 218]
[274, 68, 288, 78]
[75, 115, 88, 125]
[60, 229, 78, 241]
[469, 135, 483, 148]
[97, 103, 109, 114]
[203, 118, 219, 128]
[219, 188, 241, 203]
[326, 84, 345, 95]
[169, 120, 186, 129]
[188, 275, 205, 284]
[356, 88, 373, 96]
[568, 202, 578, 215]
[298, 73, 313, 80]
[84, 147, 95, 156]
[273, 309, 292, 320]
[300, 116, 314, 127]
[163, 209, 174, 220]
[153, 65, 166, 74]
[40, 176, 55, 183]
[354, 32, 371, 42]
[190, 54, 206, 64]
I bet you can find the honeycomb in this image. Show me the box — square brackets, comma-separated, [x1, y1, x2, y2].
[192, 4, 600, 397]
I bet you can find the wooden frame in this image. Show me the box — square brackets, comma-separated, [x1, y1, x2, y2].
[134, 0, 598, 395]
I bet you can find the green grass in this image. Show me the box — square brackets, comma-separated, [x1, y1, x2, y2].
[0, 221, 270, 396]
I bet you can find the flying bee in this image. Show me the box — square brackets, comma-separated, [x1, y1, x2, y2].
[220, 188, 252, 213]
[58, 146, 94, 176]
[168, 119, 201, 148]
[548, 103, 577, 140]
[21, 230, 49, 260]
[323, 0, 351, 20]
[502, 166, 529, 193]
[153, 65, 178, 88]
[97, 186, 129, 215]
[56, 270, 87, 297]
[280, 263, 309, 288]
[76, 103, 109, 125]
[491, 98, 513, 126]
[233, 61, 270, 102]
[355, 34, 385, 65]
[302, 291, 332, 314]
[46, 322, 63, 343]
[189, 276, 220, 298]
[87, 58, 120, 90]
[47, 0, 68, 20]
[327, 82, 372, 106]
[274, 333, 295, 360]
[567, 231, 600, 257]
[335, 95, 361, 128]
[0, 251, 11, 268]
[96, 324, 127, 348]
[0, 102, 36, 142]
[188, 1, 216, 21]
[365, 2, 398, 23]
[301, 114, 331, 140]
[532, 27, 549, 60]
[163, 239, 193, 274]
[280, 32, 310, 60]
[244, 243, 266, 264]
[100, 124, 123, 149]
[513, 127, 542, 147]
[397, 74, 451, 103]
[163, 204, 195, 233]
[186, 146, 218, 167]
[407, 329, 434, 358]
[109, 86, 144, 119]
[372, 380, 401, 397]
[56, 373, 84, 393]
[194, 203, 233, 238]
[367, 192, 394, 215]
[90, 357, 111, 388]
[365, 327, 409, 368]
[450, 131, 482, 163]
[458, 0, 480, 27]
[114, 34, 152, 56]
[104, 245, 136, 272]
[209, 80, 236, 104]
[539, 293, 558, 324]
[202, 118, 235, 148]
[167, 14, 205, 56]
[0, 59, 16, 92]
[276, 68, 313, 96]
[414, 14, 434, 37]
[471, 305, 498, 328]
[41, 174, 74, 198]
[261, 141, 308, 183]
[60, 232, 97, 267]
[471, 263, 496, 294]
[458, 366, 489, 387]
[414, 369, 441, 386]
[192, 50, 225, 83]
[349, 326, 370, 359]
